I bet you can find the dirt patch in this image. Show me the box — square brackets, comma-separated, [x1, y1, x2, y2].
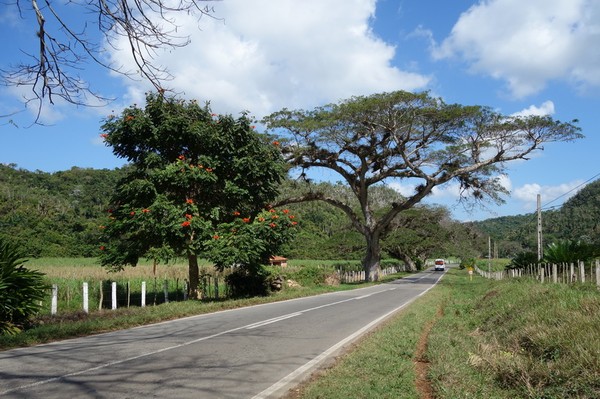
[414, 305, 444, 399]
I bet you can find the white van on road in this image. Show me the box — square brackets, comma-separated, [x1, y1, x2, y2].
[434, 259, 446, 271]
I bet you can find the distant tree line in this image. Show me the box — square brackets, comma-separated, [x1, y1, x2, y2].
[0, 163, 479, 264]
[1, 162, 597, 264]
[0, 164, 129, 257]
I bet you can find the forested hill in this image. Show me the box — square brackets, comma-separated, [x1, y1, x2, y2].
[1, 163, 598, 260]
[0, 164, 129, 257]
[472, 179, 600, 257]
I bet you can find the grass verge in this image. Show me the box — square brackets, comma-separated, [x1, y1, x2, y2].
[285, 268, 600, 399]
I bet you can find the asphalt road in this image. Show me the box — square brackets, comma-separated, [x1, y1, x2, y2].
[0, 268, 445, 398]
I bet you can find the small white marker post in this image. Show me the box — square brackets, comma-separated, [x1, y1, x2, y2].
[51, 284, 58, 315]
[111, 282, 117, 310]
[83, 282, 89, 314]
[141, 281, 146, 307]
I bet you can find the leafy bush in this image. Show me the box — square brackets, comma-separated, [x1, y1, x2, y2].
[507, 251, 539, 269]
[225, 266, 271, 298]
[460, 257, 476, 270]
[0, 238, 48, 335]
[288, 265, 337, 286]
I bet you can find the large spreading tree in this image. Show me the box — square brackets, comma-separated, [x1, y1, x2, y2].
[264, 90, 582, 281]
[99, 92, 292, 298]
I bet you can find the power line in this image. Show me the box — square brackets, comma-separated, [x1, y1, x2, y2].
[540, 171, 600, 211]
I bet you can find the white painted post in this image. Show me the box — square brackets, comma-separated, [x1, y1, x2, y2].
[570, 263, 575, 283]
[141, 281, 146, 307]
[51, 284, 58, 315]
[596, 261, 600, 289]
[540, 267, 545, 284]
[111, 282, 117, 310]
[580, 261, 586, 283]
[82, 282, 89, 314]
[552, 264, 558, 284]
[163, 280, 169, 303]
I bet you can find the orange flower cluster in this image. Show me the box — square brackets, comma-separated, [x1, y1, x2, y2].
[181, 221, 191, 227]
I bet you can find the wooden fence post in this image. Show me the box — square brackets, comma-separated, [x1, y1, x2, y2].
[141, 281, 146, 307]
[51, 284, 58, 315]
[183, 279, 188, 301]
[580, 261, 586, 283]
[214, 277, 219, 300]
[552, 264, 558, 284]
[83, 282, 89, 314]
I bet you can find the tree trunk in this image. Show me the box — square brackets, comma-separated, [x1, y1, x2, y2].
[398, 253, 417, 272]
[187, 254, 201, 300]
[362, 235, 381, 282]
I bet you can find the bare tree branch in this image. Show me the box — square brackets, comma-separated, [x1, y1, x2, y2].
[1, 0, 219, 124]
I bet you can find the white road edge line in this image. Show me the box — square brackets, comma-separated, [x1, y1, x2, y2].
[250, 276, 443, 399]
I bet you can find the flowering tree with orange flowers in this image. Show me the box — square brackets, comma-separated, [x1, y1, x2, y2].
[98, 92, 293, 298]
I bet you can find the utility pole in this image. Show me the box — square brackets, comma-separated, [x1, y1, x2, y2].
[537, 194, 543, 261]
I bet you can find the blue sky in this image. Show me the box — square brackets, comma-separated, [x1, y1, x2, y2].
[1, 0, 599, 221]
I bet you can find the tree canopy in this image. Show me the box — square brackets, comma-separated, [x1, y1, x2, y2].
[99, 92, 291, 297]
[264, 90, 582, 281]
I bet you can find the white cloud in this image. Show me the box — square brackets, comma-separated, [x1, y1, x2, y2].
[432, 0, 600, 98]
[388, 181, 417, 197]
[513, 180, 584, 211]
[511, 101, 555, 117]
[107, 0, 431, 117]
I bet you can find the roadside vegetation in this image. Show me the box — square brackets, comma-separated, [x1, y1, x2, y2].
[286, 268, 600, 399]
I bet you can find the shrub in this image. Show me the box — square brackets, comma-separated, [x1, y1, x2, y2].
[460, 257, 475, 270]
[0, 238, 48, 335]
[507, 251, 539, 269]
[288, 265, 337, 286]
[225, 266, 271, 298]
